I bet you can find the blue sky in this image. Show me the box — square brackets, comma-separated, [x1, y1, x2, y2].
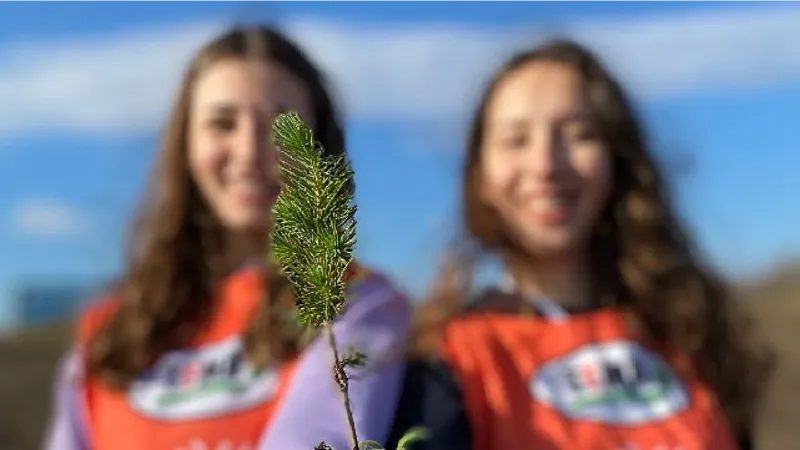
[0, 2, 799, 328]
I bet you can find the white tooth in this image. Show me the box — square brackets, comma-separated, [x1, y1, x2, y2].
[526, 196, 567, 212]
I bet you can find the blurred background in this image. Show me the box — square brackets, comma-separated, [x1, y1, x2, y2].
[0, 2, 799, 449]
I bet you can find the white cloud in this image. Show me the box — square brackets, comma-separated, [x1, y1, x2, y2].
[9, 198, 87, 238]
[0, 4, 800, 140]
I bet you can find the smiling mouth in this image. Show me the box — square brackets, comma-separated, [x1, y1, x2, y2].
[229, 179, 277, 204]
[521, 194, 576, 225]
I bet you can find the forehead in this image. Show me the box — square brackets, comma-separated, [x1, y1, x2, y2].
[190, 58, 311, 116]
[486, 61, 588, 123]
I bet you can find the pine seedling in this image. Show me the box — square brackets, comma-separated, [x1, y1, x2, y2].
[271, 112, 356, 328]
[270, 112, 427, 450]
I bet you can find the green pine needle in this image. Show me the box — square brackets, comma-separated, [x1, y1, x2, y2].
[270, 112, 357, 329]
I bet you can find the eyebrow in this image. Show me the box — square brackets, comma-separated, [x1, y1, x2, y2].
[557, 111, 593, 124]
[204, 101, 290, 117]
[491, 117, 528, 130]
[205, 102, 238, 116]
[492, 111, 593, 128]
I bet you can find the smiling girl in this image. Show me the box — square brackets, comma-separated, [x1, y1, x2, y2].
[389, 39, 773, 450]
[44, 25, 410, 450]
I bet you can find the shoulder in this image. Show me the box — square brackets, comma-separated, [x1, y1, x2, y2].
[438, 293, 548, 367]
[331, 262, 413, 339]
[346, 261, 409, 307]
[444, 311, 522, 342]
[76, 294, 121, 346]
[444, 287, 542, 335]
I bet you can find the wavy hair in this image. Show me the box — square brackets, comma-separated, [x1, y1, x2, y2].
[412, 39, 774, 435]
[85, 25, 347, 389]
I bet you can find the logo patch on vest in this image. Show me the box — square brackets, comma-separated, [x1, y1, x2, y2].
[128, 336, 279, 421]
[530, 340, 689, 425]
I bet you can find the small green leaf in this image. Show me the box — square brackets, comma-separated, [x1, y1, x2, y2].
[359, 440, 384, 450]
[341, 348, 368, 369]
[396, 427, 430, 450]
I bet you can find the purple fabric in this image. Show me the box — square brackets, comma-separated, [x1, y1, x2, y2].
[43, 351, 89, 450]
[258, 276, 411, 450]
[43, 275, 410, 450]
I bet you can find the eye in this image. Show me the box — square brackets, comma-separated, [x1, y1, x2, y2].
[208, 115, 236, 133]
[498, 131, 529, 150]
[563, 121, 600, 143]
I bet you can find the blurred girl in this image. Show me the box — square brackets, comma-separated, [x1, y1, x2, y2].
[44, 25, 410, 450]
[389, 39, 772, 450]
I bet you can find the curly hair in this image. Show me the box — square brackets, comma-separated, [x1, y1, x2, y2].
[85, 25, 348, 389]
[411, 39, 774, 435]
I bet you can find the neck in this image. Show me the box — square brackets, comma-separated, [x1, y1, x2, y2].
[509, 254, 593, 311]
[223, 230, 266, 275]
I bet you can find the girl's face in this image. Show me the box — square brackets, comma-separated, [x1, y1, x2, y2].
[479, 60, 612, 259]
[187, 58, 314, 232]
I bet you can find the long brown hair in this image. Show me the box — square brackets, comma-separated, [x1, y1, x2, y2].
[85, 25, 347, 390]
[413, 39, 773, 434]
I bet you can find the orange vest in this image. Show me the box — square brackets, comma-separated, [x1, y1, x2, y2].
[77, 265, 372, 450]
[441, 308, 738, 450]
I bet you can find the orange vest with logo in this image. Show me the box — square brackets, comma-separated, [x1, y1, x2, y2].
[441, 308, 738, 450]
[77, 265, 372, 450]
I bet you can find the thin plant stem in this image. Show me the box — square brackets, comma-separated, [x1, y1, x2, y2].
[325, 323, 360, 450]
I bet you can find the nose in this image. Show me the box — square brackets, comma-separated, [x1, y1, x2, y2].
[235, 114, 270, 168]
[525, 126, 565, 180]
